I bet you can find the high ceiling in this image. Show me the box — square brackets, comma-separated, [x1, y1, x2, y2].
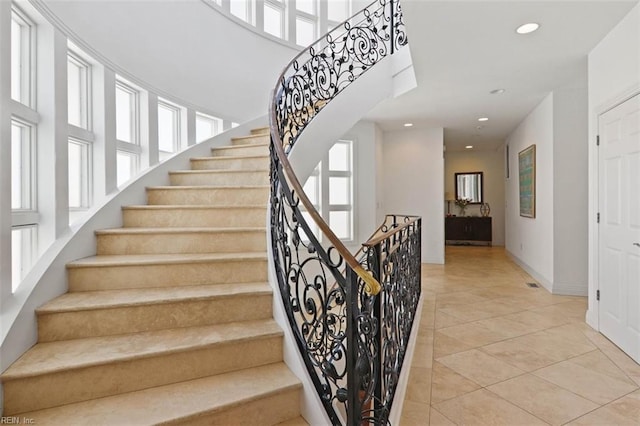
[366, 0, 639, 151]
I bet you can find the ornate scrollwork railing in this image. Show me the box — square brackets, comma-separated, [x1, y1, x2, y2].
[268, 1, 417, 424]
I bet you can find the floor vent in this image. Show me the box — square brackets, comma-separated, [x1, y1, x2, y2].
[526, 282, 539, 288]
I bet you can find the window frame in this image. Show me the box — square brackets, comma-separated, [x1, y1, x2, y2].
[67, 137, 92, 211]
[67, 50, 92, 131]
[157, 98, 182, 156]
[10, 118, 37, 213]
[264, 0, 286, 39]
[115, 79, 140, 146]
[195, 112, 224, 143]
[10, 5, 36, 108]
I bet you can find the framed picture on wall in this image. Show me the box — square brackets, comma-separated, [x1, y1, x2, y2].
[519, 144, 536, 218]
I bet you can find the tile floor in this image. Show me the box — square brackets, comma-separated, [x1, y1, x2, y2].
[399, 246, 640, 425]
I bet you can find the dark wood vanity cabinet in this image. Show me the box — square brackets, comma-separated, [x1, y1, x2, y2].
[445, 217, 492, 245]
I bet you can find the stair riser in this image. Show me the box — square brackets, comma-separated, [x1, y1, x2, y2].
[231, 135, 269, 145]
[169, 172, 268, 186]
[122, 208, 266, 228]
[190, 157, 269, 170]
[147, 187, 269, 206]
[251, 127, 270, 136]
[38, 293, 273, 342]
[2, 336, 283, 415]
[172, 388, 302, 426]
[212, 144, 269, 157]
[68, 260, 267, 291]
[96, 231, 266, 255]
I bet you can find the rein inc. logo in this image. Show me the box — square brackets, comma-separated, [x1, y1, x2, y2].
[0, 418, 34, 424]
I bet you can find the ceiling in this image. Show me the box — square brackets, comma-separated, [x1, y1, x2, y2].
[365, 0, 639, 151]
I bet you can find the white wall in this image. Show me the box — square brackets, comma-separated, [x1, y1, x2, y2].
[505, 94, 555, 287]
[553, 85, 589, 294]
[444, 149, 505, 246]
[505, 79, 590, 296]
[587, 3, 640, 327]
[381, 128, 445, 264]
[37, 0, 299, 122]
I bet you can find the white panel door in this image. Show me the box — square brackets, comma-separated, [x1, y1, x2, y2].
[598, 93, 640, 363]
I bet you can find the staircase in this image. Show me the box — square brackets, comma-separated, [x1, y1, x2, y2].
[1, 128, 307, 425]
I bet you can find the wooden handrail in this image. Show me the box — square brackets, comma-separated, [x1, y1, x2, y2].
[269, 119, 381, 296]
[362, 215, 421, 248]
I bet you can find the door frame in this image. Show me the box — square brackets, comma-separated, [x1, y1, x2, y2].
[589, 85, 640, 331]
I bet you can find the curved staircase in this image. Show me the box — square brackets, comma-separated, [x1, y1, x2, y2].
[1, 128, 306, 425]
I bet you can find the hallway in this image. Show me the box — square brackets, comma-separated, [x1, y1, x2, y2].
[400, 246, 640, 425]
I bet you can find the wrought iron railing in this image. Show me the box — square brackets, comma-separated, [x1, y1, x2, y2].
[268, 1, 418, 424]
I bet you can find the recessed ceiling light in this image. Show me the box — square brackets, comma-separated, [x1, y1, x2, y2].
[516, 23, 540, 34]
[478, 117, 489, 122]
[490, 89, 505, 95]
[465, 145, 473, 149]
[404, 123, 413, 127]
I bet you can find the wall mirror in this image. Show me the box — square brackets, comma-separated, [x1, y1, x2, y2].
[455, 171, 484, 204]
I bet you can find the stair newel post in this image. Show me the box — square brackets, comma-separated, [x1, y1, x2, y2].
[346, 266, 361, 426]
[371, 242, 384, 420]
[390, 0, 395, 55]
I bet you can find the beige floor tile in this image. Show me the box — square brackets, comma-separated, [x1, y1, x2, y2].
[433, 389, 548, 425]
[411, 342, 434, 369]
[436, 322, 512, 348]
[405, 366, 432, 404]
[567, 389, 640, 425]
[433, 331, 475, 359]
[434, 311, 467, 329]
[568, 349, 635, 382]
[399, 400, 430, 425]
[435, 291, 491, 308]
[437, 349, 525, 387]
[428, 408, 456, 425]
[534, 358, 639, 405]
[475, 315, 536, 339]
[480, 337, 560, 372]
[430, 361, 480, 404]
[488, 374, 599, 425]
[503, 310, 569, 331]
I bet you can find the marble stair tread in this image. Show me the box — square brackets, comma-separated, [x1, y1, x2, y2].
[122, 204, 266, 209]
[169, 168, 269, 175]
[276, 417, 310, 426]
[2, 319, 282, 380]
[17, 363, 300, 425]
[190, 154, 269, 160]
[37, 282, 271, 313]
[145, 184, 270, 190]
[251, 127, 270, 135]
[66, 252, 267, 268]
[211, 142, 269, 151]
[232, 133, 269, 141]
[95, 226, 266, 235]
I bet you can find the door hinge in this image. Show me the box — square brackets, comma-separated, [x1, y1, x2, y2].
[597, 290, 600, 301]
[597, 212, 600, 223]
[597, 135, 600, 146]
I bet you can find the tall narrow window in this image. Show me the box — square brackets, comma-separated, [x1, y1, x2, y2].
[301, 139, 354, 242]
[230, 0, 251, 22]
[68, 139, 91, 209]
[115, 79, 140, 186]
[115, 81, 139, 144]
[67, 53, 91, 129]
[158, 99, 181, 158]
[11, 120, 35, 211]
[11, 7, 33, 106]
[301, 165, 321, 241]
[264, 1, 285, 38]
[296, 16, 316, 46]
[12, 225, 37, 291]
[196, 112, 223, 142]
[116, 151, 138, 187]
[327, 0, 350, 23]
[327, 140, 353, 240]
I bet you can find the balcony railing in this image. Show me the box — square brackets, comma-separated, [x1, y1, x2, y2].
[268, 1, 420, 424]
